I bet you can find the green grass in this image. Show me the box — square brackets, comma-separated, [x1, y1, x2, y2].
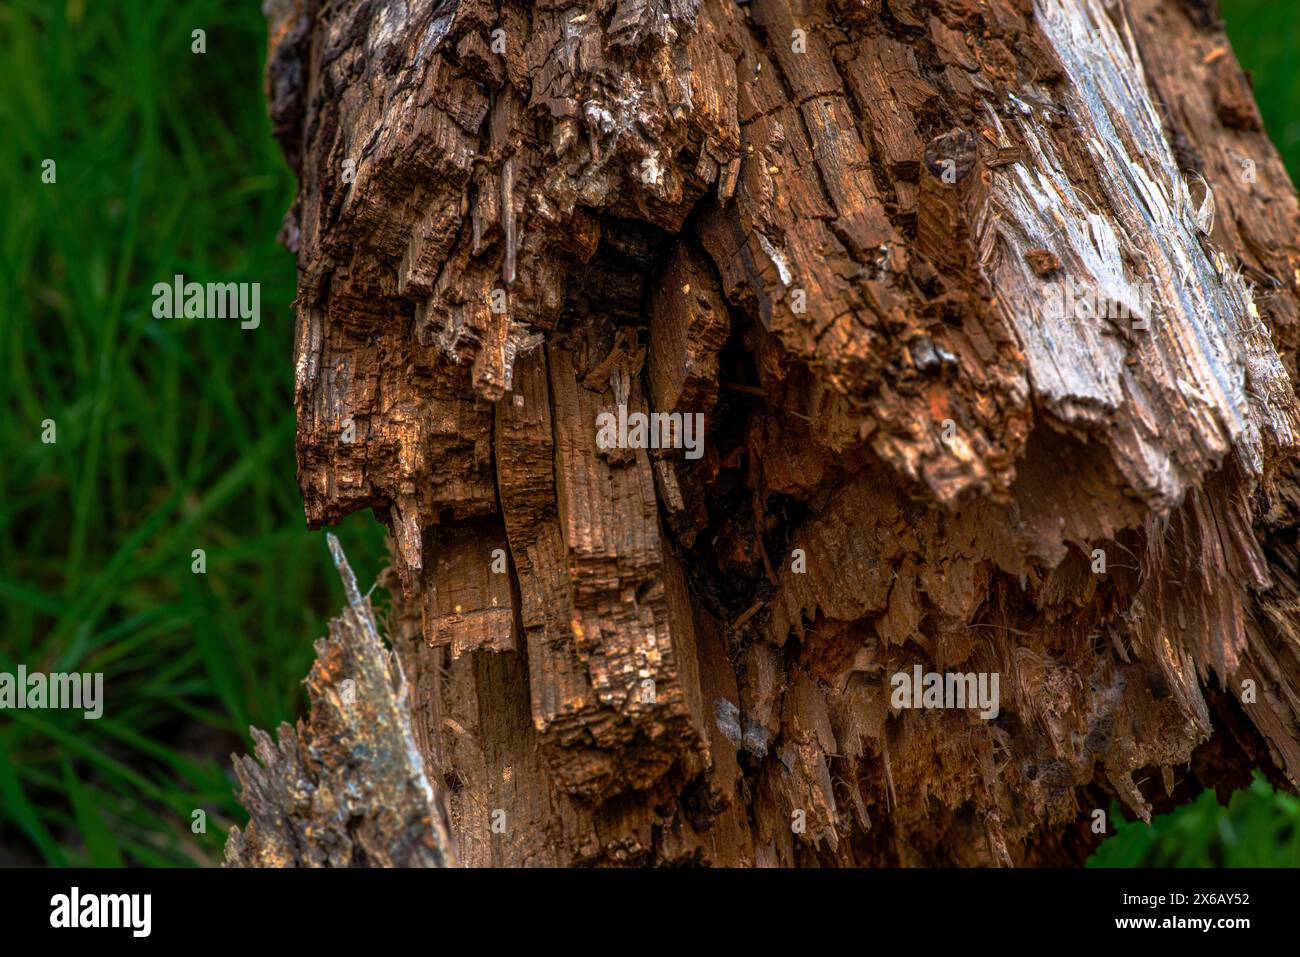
[0, 0, 1295, 868]
[0, 0, 388, 866]
[1091, 774, 1300, 867]
[1223, 0, 1300, 178]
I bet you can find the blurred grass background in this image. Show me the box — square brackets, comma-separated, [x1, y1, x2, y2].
[0, 0, 1295, 867]
[0, 0, 389, 866]
[1091, 774, 1300, 868]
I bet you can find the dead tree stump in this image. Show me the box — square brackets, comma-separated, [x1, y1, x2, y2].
[229, 0, 1300, 866]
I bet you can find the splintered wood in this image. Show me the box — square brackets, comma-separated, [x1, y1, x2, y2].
[226, 536, 457, 867]
[245, 0, 1300, 865]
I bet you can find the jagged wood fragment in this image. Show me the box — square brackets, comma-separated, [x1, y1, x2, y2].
[225, 535, 456, 867]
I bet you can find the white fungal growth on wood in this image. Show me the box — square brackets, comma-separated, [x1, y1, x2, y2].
[502, 323, 545, 393]
[757, 231, 794, 287]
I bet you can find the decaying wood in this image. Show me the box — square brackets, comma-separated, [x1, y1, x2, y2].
[225, 535, 456, 867]
[242, 0, 1300, 865]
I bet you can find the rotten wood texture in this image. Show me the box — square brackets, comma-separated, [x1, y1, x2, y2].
[249, 0, 1300, 865]
[226, 535, 456, 867]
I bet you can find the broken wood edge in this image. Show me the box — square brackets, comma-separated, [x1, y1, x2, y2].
[224, 536, 457, 868]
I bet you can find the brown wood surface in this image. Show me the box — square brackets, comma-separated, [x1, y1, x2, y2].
[229, 0, 1300, 866]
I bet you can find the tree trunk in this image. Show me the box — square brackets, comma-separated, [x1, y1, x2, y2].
[230, 0, 1300, 866]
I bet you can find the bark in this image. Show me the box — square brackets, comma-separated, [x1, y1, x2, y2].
[235, 0, 1300, 866]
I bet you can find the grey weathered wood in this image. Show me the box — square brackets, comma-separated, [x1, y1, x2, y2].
[225, 537, 456, 867]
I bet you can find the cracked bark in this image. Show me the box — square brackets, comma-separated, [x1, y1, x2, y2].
[232, 0, 1300, 866]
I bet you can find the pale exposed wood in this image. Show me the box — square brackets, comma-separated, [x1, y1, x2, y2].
[225, 536, 456, 867]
